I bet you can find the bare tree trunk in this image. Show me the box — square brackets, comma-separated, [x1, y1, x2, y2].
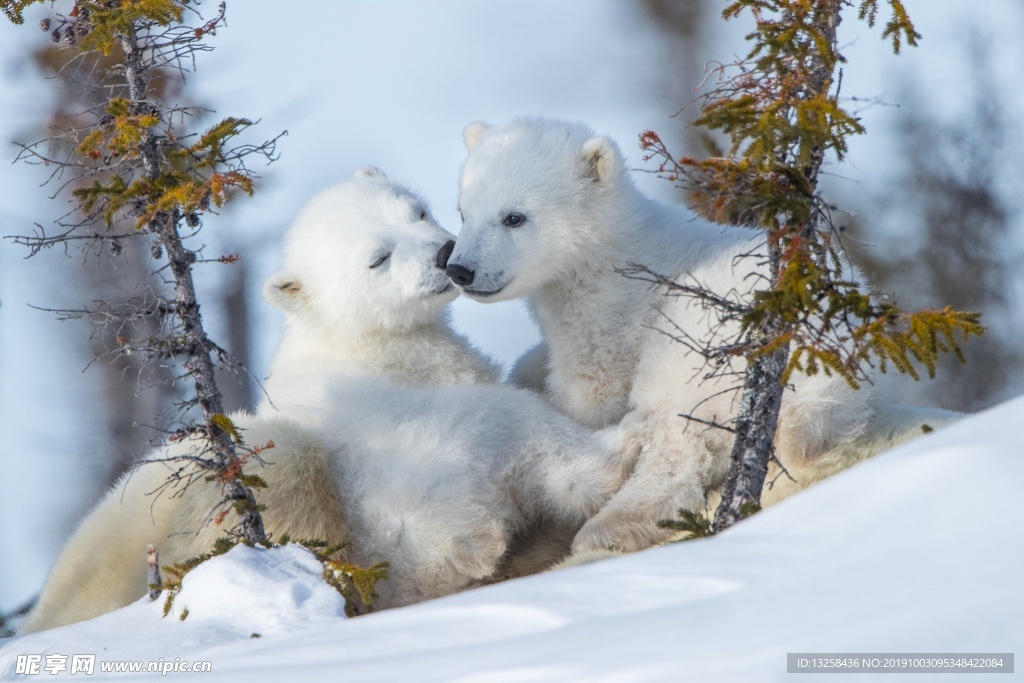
[641, 0, 715, 157]
[147, 544, 162, 601]
[217, 259, 255, 413]
[712, 342, 789, 530]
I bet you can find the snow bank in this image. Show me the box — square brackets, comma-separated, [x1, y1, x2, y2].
[0, 544, 346, 679]
[160, 544, 346, 636]
[1, 396, 1021, 681]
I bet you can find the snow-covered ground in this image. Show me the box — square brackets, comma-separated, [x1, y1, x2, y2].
[2, 395, 1019, 682]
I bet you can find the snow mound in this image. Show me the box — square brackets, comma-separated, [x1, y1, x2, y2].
[0, 544, 346, 679]
[164, 543, 346, 636]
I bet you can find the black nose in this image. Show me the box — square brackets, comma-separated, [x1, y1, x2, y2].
[446, 262, 475, 287]
[435, 240, 455, 270]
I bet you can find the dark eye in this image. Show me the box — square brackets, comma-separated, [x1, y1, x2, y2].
[419, 209, 427, 220]
[369, 252, 391, 269]
[502, 212, 526, 228]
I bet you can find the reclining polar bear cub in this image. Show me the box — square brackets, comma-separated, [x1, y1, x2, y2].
[445, 117, 959, 554]
[22, 167, 629, 633]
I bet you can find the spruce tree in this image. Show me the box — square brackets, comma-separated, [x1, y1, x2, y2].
[638, 0, 983, 531]
[3, 0, 284, 544]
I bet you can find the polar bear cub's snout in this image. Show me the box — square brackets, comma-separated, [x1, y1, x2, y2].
[437, 237, 480, 290]
[443, 257, 475, 289]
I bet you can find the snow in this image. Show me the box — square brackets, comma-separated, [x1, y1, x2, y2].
[0, 544, 346, 675]
[2, 395, 1020, 682]
[159, 544, 347, 637]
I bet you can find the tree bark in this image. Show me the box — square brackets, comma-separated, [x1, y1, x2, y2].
[147, 544, 162, 600]
[712, 342, 789, 531]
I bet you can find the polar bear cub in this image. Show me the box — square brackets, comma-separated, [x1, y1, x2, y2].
[260, 163, 500, 409]
[446, 117, 958, 554]
[22, 167, 628, 633]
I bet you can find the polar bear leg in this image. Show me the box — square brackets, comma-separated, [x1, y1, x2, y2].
[20, 463, 177, 634]
[485, 424, 636, 582]
[484, 420, 632, 582]
[486, 521, 579, 582]
[360, 502, 509, 609]
[569, 414, 721, 554]
[570, 465, 701, 554]
[518, 421, 639, 527]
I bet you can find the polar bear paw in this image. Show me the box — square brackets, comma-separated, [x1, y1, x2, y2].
[570, 506, 676, 555]
[569, 475, 711, 555]
[445, 517, 509, 582]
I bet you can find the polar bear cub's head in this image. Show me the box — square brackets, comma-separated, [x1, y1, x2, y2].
[445, 118, 626, 302]
[264, 166, 457, 336]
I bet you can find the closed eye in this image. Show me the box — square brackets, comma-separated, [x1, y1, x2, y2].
[368, 252, 391, 269]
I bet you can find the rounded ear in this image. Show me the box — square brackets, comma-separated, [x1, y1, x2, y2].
[354, 165, 387, 180]
[463, 121, 491, 152]
[581, 136, 622, 183]
[263, 270, 304, 312]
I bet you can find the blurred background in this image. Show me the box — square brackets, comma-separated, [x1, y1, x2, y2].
[2, 1, 1022, 618]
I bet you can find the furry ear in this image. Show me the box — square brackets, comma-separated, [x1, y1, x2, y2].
[354, 165, 387, 180]
[263, 270, 304, 312]
[463, 122, 491, 152]
[581, 136, 622, 183]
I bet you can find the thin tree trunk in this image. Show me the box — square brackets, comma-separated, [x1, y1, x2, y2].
[118, 26, 265, 544]
[713, 0, 841, 532]
[712, 342, 789, 530]
[147, 544, 162, 600]
[218, 259, 255, 412]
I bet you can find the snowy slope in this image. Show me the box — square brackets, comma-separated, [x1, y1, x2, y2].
[1, 396, 1021, 682]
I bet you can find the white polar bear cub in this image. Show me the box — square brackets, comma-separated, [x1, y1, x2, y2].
[447, 118, 958, 554]
[260, 163, 500, 407]
[22, 167, 628, 633]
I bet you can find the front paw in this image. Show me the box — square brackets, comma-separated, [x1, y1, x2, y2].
[571, 508, 674, 555]
[446, 517, 508, 581]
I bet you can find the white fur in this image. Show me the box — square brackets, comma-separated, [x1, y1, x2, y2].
[305, 379, 631, 607]
[261, 164, 500, 411]
[21, 415, 349, 634]
[451, 117, 961, 554]
[23, 169, 629, 633]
